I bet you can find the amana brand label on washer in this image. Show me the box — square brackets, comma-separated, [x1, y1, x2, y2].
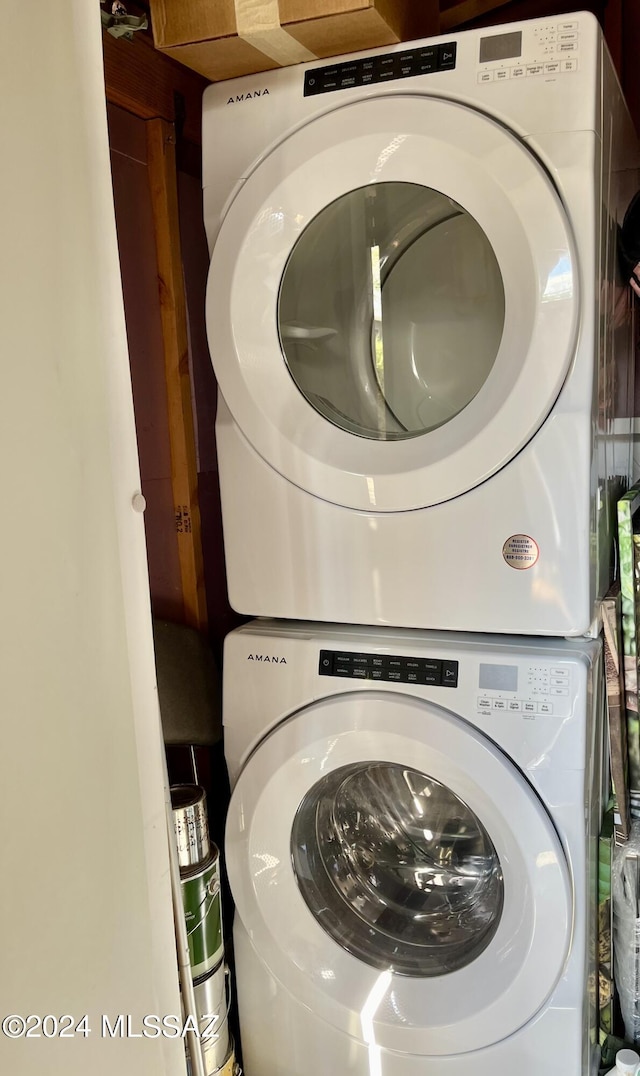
[502, 534, 539, 569]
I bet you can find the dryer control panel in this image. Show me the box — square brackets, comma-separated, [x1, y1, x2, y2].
[319, 649, 459, 687]
[303, 42, 457, 96]
[476, 19, 580, 82]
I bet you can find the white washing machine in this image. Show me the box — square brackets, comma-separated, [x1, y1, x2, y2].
[223, 619, 605, 1076]
[203, 12, 639, 637]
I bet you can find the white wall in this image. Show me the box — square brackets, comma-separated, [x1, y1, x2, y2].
[0, 4, 183, 1073]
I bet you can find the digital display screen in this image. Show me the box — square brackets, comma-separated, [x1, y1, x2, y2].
[479, 31, 522, 63]
[479, 663, 518, 692]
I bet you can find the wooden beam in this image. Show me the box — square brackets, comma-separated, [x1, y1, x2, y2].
[146, 117, 208, 631]
[441, 0, 606, 31]
[604, 0, 623, 76]
[621, 0, 640, 137]
[440, 0, 514, 31]
[102, 25, 208, 144]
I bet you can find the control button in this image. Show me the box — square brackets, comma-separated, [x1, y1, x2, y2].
[561, 58, 578, 71]
[478, 697, 492, 709]
[387, 670, 402, 681]
[441, 661, 459, 687]
[397, 53, 417, 77]
[550, 668, 567, 677]
[371, 655, 385, 668]
[558, 20, 578, 30]
[371, 668, 385, 680]
[417, 46, 438, 73]
[421, 659, 442, 685]
[478, 71, 494, 83]
[495, 69, 509, 80]
[437, 42, 457, 70]
[511, 66, 526, 78]
[403, 659, 422, 670]
[351, 653, 371, 667]
[550, 677, 568, 687]
[304, 74, 322, 94]
[551, 687, 569, 696]
[333, 664, 352, 676]
[335, 63, 360, 88]
[508, 700, 522, 711]
[375, 55, 398, 80]
[352, 667, 367, 678]
[538, 702, 553, 714]
[405, 671, 420, 684]
[559, 42, 577, 51]
[492, 699, 507, 710]
[545, 62, 560, 74]
[319, 651, 333, 673]
[558, 31, 577, 41]
[526, 64, 544, 76]
[386, 657, 403, 670]
[334, 652, 354, 666]
[321, 68, 339, 89]
[523, 702, 537, 713]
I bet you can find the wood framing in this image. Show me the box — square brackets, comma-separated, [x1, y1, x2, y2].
[440, 0, 513, 32]
[146, 117, 208, 630]
[102, 25, 207, 144]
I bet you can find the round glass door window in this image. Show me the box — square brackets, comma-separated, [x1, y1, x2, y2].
[291, 762, 504, 977]
[278, 183, 505, 440]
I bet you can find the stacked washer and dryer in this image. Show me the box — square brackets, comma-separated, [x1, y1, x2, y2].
[203, 13, 639, 1076]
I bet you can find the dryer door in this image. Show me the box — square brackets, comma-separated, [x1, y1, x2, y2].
[206, 95, 578, 511]
[225, 691, 573, 1056]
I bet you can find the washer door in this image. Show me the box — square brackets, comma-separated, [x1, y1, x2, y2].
[225, 692, 572, 1055]
[206, 95, 578, 511]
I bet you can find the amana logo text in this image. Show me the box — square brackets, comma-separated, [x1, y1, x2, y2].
[227, 89, 270, 104]
[247, 654, 287, 664]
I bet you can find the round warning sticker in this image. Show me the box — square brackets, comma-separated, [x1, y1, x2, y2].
[502, 534, 539, 570]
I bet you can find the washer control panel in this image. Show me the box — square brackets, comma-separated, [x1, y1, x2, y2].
[304, 42, 457, 97]
[319, 650, 459, 687]
[476, 663, 572, 718]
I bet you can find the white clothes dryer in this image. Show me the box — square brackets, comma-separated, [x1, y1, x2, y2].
[223, 619, 605, 1076]
[203, 12, 639, 636]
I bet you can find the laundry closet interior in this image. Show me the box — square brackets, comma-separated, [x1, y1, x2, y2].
[4, 2, 640, 1076]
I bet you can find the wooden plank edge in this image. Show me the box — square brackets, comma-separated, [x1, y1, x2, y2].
[146, 117, 208, 631]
